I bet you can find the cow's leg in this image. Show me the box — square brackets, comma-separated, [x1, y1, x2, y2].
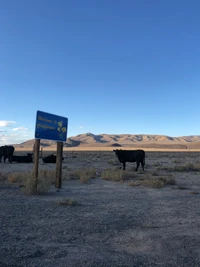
[123, 162, 126, 170]
[141, 160, 145, 171]
[3, 156, 6, 163]
[135, 162, 140, 172]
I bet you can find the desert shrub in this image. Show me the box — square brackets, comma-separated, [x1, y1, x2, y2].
[158, 176, 176, 185]
[173, 159, 182, 164]
[129, 174, 175, 189]
[174, 162, 200, 172]
[62, 168, 97, 183]
[8, 169, 57, 195]
[63, 170, 80, 181]
[101, 169, 134, 182]
[0, 172, 7, 181]
[8, 172, 27, 184]
[190, 191, 199, 194]
[153, 162, 162, 167]
[107, 159, 120, 166]
[57, 198, 77, 206]
[173, 163, 195, 172]
[151, 171, 159, 176]
[77, 168, 96, 183]
[175, 185, 188, 190]
[21, 177, 37, 195]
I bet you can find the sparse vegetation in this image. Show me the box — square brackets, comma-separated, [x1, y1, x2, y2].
[129, 174, 175, 188]
[175, 185, 188, 190]
[63, 168, 97, 183]
[8, 169, 56, 195]
[101, 169, 134, 182]
[0, 171, 7, 181]
[8, 172, 28, 184]
[151, 171, 159, 176]
[153, 162, 162, 167]
[77, 168, 97, 183]
[173, 163, 195, 172]
[173, 159, 182, 164]
[57, 198, 77, 206]
[107, 159, 120, 165]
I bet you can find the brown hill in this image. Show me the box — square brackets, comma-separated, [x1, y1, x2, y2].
[13, 133, 200, 149]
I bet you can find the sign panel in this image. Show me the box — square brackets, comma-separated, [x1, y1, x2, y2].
[35, 110, 68, 142]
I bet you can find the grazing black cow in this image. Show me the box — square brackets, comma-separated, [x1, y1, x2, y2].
[0, 145, 15, 163]
[42, 154, 64, 163]
[12, 153, 33, 163]
[113, 149, 145, 171]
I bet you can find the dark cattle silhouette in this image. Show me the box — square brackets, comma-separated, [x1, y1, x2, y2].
[42, 154, 64, 163]
[12, 153, 33, 163]
[0, 145, 15, 163]
[113, 149, 145, 171]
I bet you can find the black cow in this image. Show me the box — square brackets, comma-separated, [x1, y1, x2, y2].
[12, 153, 33, 163]
[113, 149, 145, 171]
[42, 154, 64, 163]
[0, 145, 15, 163]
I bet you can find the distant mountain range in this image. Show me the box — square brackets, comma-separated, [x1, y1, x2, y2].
[14, 133, 200, 149]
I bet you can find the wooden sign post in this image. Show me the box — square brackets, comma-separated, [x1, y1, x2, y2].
[56, 142, 63, 188]
[34, 110, 68, 190]
[33, 138, 40, 191]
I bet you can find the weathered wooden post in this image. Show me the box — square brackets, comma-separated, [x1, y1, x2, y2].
[33, 138, 40, 191]
[56, 142, 63, 188]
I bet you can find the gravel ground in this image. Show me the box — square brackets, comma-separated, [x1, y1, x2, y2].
[1, 152, 200, 266]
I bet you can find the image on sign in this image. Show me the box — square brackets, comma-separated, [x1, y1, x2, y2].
[35, 111, 68, 142]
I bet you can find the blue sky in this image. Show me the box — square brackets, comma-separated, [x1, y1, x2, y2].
[0, 0, 200, 144]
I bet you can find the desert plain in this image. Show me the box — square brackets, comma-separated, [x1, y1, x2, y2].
[1, 148, 200, 267]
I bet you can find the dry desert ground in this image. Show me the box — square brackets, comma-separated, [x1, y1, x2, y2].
[1, 149, 200, 266]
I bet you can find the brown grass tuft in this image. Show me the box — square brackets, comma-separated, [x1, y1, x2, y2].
[57, 198, 77, 206]
[101, 169, 134, 182]
[129, 174, 175, 189]
[0, 171, 7, 181]
[8, 169, 57, 195]
[76, 168, 96, 183]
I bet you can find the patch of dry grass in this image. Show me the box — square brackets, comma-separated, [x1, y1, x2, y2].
[8, 172, 28, 184]
[175, 185, 188, 190]
[101, 169, 135, 182]
[173, 163, 195, 172]
[159, 162, 200, 172]
[76, 168, 97, 183]
[62, 168, 97, 183]
[129, 174, 175, 188]
[173, 159, 182, 164]
[57, 198, 77, 206]
[0, 171, 7, 181]
[107, 159, 120, 166]
[8, 169, 57, 195]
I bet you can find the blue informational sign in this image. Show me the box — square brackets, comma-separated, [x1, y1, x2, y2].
[35, 110, 68, 142]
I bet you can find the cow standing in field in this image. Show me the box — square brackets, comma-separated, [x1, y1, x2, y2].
[12, 153, 33, 163]
[0, 145, 15, 163]
[113, 149, 145, 171]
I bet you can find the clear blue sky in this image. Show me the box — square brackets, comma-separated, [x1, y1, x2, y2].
[0, 0, 200, 144]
